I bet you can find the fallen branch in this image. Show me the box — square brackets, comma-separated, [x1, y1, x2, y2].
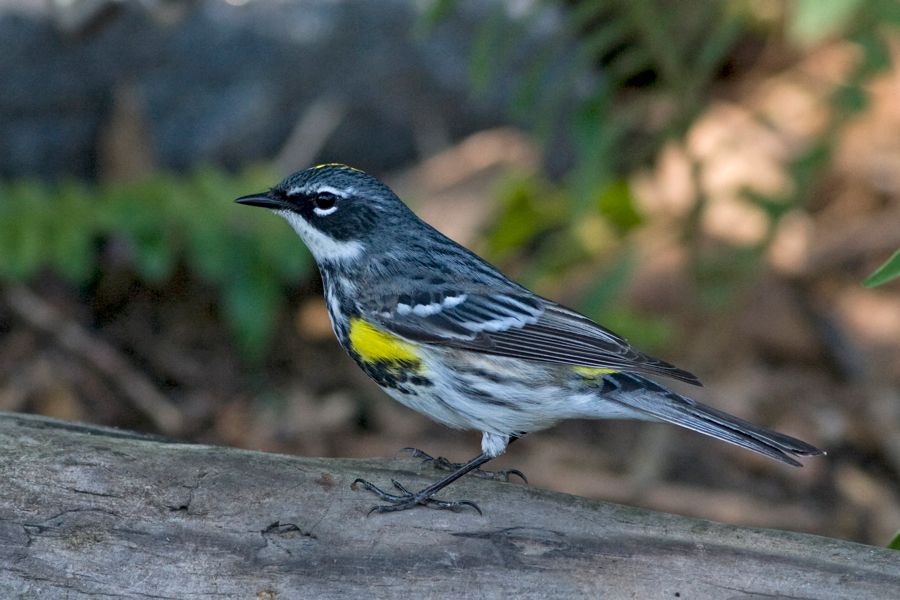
[0, 412, 895, 599]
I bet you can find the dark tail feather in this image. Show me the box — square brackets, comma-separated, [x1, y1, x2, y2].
[606, 374, 824, 466]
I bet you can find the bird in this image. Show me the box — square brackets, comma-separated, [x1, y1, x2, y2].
[235, 163, 824, 514]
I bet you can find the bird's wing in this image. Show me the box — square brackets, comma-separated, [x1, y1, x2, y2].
[362, 288, 701, 386]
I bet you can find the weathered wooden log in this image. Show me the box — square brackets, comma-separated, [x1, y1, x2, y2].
[0, 411, 896, 599]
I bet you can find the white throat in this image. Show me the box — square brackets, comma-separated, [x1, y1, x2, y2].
[278, 210, 364, 263]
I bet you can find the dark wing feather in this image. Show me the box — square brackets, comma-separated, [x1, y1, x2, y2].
[364, 290, 701, 386]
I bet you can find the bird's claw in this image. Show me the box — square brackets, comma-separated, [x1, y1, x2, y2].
[352, 477, 482, 515]
[400, 447, 528, 483]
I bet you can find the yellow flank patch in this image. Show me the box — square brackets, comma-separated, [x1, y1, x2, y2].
[573, 366, 617, 379]
[349, 318, 420, 364]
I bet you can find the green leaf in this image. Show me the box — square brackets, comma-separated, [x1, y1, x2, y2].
[596, 179, 642, 232]
[579, 18, 632, 62]
[51, 181, 94, 283]
[51, 223, 93, 283]
[605, 45, 653, 84]
[693, 11, 742, 78]
[485, 176, 566, 261]
[850, 30, 893, 79]
[593, 306, 675, 354]
[579, 250, 636, 315]
[131, 228, 176, 283]
[787, 0, 865, 48]
[4, 182, 51, 280]
[468, 6, 509, 95]
[863, 249, 900, 288]
[417, 0, 458, 32]
[888, 530, 900, 550]
[873, 0, 900, 24]
[833, 83, 868, 114]
[222, 262, 282, 361]
[186, 223, 231, 283]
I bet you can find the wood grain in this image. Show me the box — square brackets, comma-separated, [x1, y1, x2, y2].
[0, 412, 896, 599]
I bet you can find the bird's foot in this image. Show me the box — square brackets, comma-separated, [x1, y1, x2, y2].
[401, 447, 528, 483]
[351, 478, 482, 515]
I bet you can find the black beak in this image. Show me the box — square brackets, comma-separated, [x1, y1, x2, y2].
[234, 192, 287, 209]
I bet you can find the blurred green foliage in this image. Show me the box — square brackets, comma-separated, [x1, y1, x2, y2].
[430, 0, 751, 347]
[432, 0, 900, 347]
[3, 1, 899, 362]
[0, 167, 313, 359]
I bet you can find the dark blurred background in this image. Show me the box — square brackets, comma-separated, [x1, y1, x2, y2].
[1, 0, 898, 546]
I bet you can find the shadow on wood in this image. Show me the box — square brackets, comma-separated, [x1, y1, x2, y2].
[0, 412, 896, 599]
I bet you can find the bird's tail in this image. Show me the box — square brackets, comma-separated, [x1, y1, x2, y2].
[600, 373, 824, 466]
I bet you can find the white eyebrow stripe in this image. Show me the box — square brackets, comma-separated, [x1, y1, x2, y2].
[284, 185, 356, 199]
[315, 185, 352, 198]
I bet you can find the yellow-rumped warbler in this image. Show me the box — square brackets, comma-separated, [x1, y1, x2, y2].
[236, 163, 823, 514]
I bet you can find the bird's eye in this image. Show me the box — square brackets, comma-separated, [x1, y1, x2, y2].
[313, 192, 338, 216]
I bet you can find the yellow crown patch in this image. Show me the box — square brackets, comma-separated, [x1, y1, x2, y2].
[312, 163, 363, 173]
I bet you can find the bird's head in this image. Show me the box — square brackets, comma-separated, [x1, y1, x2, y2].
[235, 164, 414, 264]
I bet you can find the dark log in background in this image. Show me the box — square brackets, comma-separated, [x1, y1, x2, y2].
[0, 412, 896, 599]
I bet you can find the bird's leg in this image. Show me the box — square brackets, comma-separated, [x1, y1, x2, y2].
[352, 452, 494, 515]
[400, 447, 528, 483]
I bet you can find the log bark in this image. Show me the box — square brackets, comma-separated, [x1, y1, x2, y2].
[0, 412, 896, 599]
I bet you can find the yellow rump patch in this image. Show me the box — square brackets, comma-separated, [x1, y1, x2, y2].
[572, 366, 618, 379]
[349, 318, 420, 364]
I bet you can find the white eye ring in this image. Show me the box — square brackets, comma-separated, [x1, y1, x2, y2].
[313, 204, 338, 217]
